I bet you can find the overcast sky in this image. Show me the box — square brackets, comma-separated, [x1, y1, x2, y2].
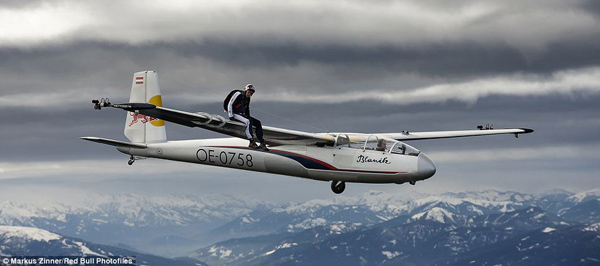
[1, 0, 599, 202]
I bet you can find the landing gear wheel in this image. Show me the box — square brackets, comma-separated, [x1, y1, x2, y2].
[331, 181, 346, 194]
[409, 181, 416, 185]
[128, 155, 135, 166]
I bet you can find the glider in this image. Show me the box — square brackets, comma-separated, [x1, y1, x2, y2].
[83, 71, 533, 194]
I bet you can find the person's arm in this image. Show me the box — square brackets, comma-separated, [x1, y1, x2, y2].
[228, 92, 241, 118]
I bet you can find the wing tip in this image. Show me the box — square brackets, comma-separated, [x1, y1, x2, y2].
[519, 128, 534, 134]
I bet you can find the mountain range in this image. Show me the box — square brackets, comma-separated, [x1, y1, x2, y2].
[0, 193, 271, 256]
[1, 188, 599, 265]
[191, 189, 600, 266]
[0, 225, 203, 266]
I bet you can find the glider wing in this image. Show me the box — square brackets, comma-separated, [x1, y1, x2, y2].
[111, 103, 335, 146]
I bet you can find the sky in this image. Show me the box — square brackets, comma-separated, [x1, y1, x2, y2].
[0, 0, 599, 203]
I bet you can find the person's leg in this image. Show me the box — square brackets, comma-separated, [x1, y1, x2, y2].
[249, 117, 268, 151]
[249, 117, 264, 143]
[232, 114, 254, 141]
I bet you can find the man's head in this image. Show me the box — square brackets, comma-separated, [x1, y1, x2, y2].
[244, 84, 255, 98]
[377, 139, 387, 151]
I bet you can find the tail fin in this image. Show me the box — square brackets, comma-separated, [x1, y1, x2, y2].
[124, 71, 167, 144]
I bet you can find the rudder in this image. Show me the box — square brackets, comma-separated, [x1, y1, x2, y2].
[124, 71, 167, 144]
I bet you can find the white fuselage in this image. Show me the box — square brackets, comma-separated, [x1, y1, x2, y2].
[116, 138, 436, 184]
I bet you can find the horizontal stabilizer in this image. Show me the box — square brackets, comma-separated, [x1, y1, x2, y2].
[80, 137, 147, 148]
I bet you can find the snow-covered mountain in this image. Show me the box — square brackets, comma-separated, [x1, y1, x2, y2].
[0, 193, 271, 257]
[195, 222, 366, 266]
[203, 189, 541, 243]
[566, 188, 600, 204]
[439, 225, 600, 266]
[558, 199, 600, 224]
[535, 188, 575, 213]
[190, 189, 600, 266]
[0, 193, 270, 228]
[0, 225, 205, 266]
[2, 187, 599, 265]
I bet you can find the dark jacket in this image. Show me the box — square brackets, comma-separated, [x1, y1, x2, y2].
[228, 91, 251, 117]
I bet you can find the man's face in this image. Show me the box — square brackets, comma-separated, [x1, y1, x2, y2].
[379, 140, 386, 147]
[245, 90, 254, 98]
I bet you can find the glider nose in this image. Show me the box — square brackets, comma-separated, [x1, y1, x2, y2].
[416, 153, 436, 179]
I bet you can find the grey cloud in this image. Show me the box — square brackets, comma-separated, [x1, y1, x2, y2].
[0, 0, 46, 9]
[580, 0, 600, 18]
[161, 38, 600, 77]
[3, 0, 599, 52]
[3, 39, 600, 104]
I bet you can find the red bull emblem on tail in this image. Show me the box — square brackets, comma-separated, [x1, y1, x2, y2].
[128, 112, 158, 127]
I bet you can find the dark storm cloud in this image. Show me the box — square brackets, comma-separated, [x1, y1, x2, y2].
[0, 42, 152, 92]
[2, 38, 600, 107]
[73, 37, 600, 79]
[170, 37, 600, 77]
[580, 0, 600, 18]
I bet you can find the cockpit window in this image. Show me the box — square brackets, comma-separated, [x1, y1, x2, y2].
[361, 135, 385, 151]
[334, 134, 350, 147]
[336, 134, 420, 156]
[390, 141, 420, 156]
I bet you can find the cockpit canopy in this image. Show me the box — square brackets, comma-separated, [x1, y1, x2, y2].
[333, 134, 420, 156]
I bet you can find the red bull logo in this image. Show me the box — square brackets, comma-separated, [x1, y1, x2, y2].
[128, 112, 160, 127]
[127, 95, 166, 127]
